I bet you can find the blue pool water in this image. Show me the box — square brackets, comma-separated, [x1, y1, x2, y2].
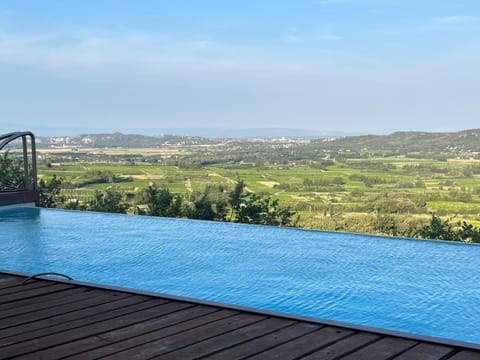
[1, 207, 479, 344]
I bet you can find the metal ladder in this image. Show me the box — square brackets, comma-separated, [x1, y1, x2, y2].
[0, 131, 39, 205]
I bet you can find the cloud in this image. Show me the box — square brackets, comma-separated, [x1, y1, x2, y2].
[0, 27, 241, 71]
[0, 26, 330, 82]
[1, 23, 480, 133]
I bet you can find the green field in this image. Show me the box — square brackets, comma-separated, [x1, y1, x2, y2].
[36, 150, 480, 233]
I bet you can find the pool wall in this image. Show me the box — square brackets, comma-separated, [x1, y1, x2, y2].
[3, 268, 479, 351]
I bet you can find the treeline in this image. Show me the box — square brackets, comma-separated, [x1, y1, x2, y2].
[38, 177, 298, 227]
[37, 176, 480, 243]
[301, 213, 480, 243]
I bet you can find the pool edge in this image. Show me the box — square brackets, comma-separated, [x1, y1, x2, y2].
[2, 268, 479, 351]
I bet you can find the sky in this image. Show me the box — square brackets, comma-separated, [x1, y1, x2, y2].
[1, 0, 480, 135]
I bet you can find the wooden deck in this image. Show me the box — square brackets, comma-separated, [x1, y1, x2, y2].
[0, 190, 38, 207]
[1, 272, 479, 360]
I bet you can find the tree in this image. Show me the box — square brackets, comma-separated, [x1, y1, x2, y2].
[236, 193, 297, 226]
[417, 214, 459, 241]
[138, 183, 183, 217]
[188, 194, 217, 220]
[187, 185, 229, 221]
[229, 179, 246, 218]
[373, 214, 398, 236]
[38, 175, 65, 208]
[87, 187, 127, 214]
[0, 151, 24, 191]
[458, 221, 480, 243]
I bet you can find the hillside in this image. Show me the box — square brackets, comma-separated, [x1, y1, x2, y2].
[311, 129, 480, 157]
[36, 133, 220, 148]
[36, 129, 480, 158]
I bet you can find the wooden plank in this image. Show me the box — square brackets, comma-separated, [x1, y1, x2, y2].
[99, 312, 263, 360]
[393, 342, 456, 360]
[157, 317, 295, 360]
[14, 301, 195, 360]
[247, 326, 354, 360]
[0, 290, 132, 329]
[83, 304, 216, 344]
[0, 274, 19, 284]
[0, 286, 90, 312]
[0, 283, 74, 304]
[300, 332, 381, 360]
[67, 305, 226, 360]
[63, 306, 238, 360]
[54, 302, 219, 360]
[203, 322, 322, 360]
[0, 298, 169, 359]
[0, 276, 33, 288]
[0, 288, 100, 317]
[448, 351, 480, 360]
[204, 322, 321, 360]
[0, 295, 148, 346]
[0, 280, 54, 296]
[340, 337, 418, 360]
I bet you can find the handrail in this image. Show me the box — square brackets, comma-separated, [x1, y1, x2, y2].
[22, 272, 73, 285]
[0, 131, 38, 201]
[0, 131, 35, 149]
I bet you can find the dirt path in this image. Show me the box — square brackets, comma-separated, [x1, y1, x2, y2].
[258, 181, 280, 188]
[208, 172, 254, 192]
[184, 178, 192, 192]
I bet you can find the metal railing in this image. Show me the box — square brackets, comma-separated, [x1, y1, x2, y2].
[0, 131, 39, 205]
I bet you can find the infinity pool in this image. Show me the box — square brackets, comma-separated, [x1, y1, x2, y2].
[1, 207, 479, 344]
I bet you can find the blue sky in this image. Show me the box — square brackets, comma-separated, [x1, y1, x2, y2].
[1, 0, 480, 135]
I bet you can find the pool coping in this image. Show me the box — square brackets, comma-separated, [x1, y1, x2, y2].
[2, 268, 479, 352]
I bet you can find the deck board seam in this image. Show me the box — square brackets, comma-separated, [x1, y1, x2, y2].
[154, 317, 298, 360]
[251, 324, 327, 360]
[64, 302, 201, 351]
[0, 294, 138, 341]
[0, 281, 54, 292]
[63, 306, 226, 359]
[146, 316, 272, 360]
[193, 321, 302, 360]
[435, 348, 460, 360]
[0, 288, 92, 317]
[0, 297, 156, 347]
[281, 328, 357, 360]
[384, 340, 420, 360]
[0, 290, 127, 323]
[88, 311, 245, 360]
[0, 300, 174, 359]
[326, 333, 386, 360]
[38, 303, 212, 359]
[1, 293, 139, 331]
[0, 285, 76, 305]
[335, 336, 388, 360]
[294, 331, 361, 360]
[0, 283, 63, 297]
[200, 322, 324, 360]
[238, 326, 334, 360]
[40, 293, 139, 325]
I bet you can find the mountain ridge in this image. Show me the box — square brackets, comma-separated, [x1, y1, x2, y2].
[35, 128, 480, 155]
